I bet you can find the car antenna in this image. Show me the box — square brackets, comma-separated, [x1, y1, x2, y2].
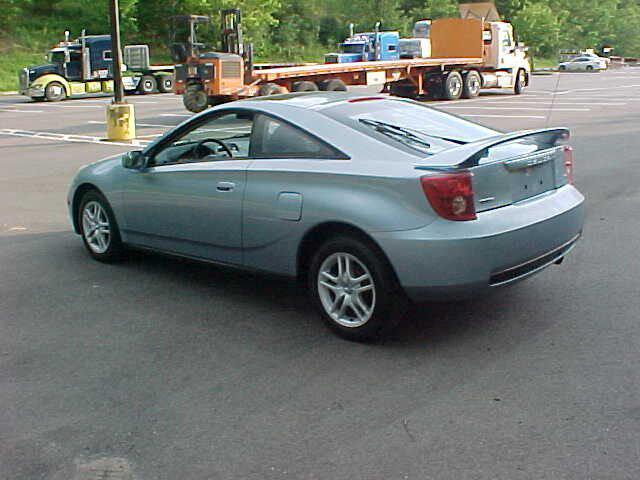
[545, 66, 563, 127]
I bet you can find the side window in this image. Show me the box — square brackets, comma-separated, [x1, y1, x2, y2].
[103, 50, 112, 61]
[250, 114, 340, 159]
[152, 112, 254, 166]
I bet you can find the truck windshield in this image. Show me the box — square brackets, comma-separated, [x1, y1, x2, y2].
[49, 51, 66, 64]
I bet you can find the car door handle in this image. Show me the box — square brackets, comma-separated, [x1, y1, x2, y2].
[216, 181, 236, 192]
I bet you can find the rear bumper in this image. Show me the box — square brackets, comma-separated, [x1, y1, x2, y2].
[372, 185, 585, 302]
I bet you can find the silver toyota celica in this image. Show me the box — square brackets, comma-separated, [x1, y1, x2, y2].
[68, 93, 584, 340]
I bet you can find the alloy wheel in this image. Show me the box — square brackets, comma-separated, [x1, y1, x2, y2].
[82, 201, 111, 254]
[317, 252, 376, 328]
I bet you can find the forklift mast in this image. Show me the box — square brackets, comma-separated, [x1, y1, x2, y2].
[221, 8, 253, 78]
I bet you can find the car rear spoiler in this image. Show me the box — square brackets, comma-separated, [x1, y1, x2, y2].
[415, 127, 570, 171]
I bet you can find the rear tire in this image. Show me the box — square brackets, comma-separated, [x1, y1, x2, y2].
[586, 65, 594, 71]
[308, 236, 407, 341]
[461, 71, 481, 99]
[559, 65, 566, 71]
[138, 75, 157, 94]
[157, 75, 173, 93]
[183, 85, 208, 113]
[78, 190, 124, 263]
[318, 78, 347, 91]
[45, 82, 66, 102]
[442, 71, 463, 100]
[292, 80, 318, 92]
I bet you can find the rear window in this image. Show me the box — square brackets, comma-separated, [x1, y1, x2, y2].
[323, 98, 497, 156]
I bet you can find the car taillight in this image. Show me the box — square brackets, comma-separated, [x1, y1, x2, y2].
[420, 172, 477, 221]
[563, 145, 574, 184]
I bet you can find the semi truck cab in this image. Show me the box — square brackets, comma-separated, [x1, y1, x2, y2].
[325, 31, 400, 64]
[20, 33, 173, 101]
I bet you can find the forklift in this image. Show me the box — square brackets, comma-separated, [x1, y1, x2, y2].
[171, 9, 253, 112]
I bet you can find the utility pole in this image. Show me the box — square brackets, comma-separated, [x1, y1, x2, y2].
[109, 0, 125, 103]
[106, 0, 136, 141]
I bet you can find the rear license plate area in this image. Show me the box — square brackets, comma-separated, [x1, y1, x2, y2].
[510, 162, 556, 202]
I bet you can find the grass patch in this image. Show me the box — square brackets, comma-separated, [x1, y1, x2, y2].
[0, 50, 46, 91]
[531, 57, 558, 70]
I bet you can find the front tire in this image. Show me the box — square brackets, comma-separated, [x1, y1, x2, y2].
[45, 82, 66, 102]
[78, 190, 124, 263]
[514, 69, 526, 94]
[308, 236, 406, 341]
[183, 85, 208, 113]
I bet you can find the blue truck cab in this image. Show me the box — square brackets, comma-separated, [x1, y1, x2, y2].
[325, 31, 400, 64]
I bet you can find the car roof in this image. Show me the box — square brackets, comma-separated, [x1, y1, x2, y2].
[233, 91, 414, 115]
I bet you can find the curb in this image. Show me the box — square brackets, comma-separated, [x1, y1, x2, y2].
[0, 91, 18, 96]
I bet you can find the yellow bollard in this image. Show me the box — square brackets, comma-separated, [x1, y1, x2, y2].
[106, 102, 136, 141]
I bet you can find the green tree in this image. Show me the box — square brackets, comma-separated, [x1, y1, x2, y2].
[511, 2, 561, 57]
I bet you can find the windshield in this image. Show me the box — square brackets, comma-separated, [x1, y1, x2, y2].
[324, 99, 497, 155]
[342, 43, 365, 54]
[48, 50, 66, 64]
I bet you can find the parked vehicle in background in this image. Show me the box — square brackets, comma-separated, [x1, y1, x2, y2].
[558, 56, 607, 71]
[68, 93, 584, 340]
[324, 23, 400, 64]
[175, 9, 531, 112]
[19, 31, 174, 102]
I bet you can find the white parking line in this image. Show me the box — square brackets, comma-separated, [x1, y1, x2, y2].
[88, 120, 173, 128]
[160, 113, 192, 117]
[439, 106, 591, 112]
[465, 101, 626, 106]
[458, 114, 546, 119]
[0, 128, 149, 147]
[0, 108, 45, 113]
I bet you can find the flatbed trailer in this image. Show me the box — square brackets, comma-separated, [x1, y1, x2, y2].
[174, 54, 487, 112]
[174, 12, 530, 112]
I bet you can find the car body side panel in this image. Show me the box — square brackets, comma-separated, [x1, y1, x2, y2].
[243, 159, 434, 276]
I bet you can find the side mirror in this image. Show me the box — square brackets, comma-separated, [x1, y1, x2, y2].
[122, 150, 147, 169]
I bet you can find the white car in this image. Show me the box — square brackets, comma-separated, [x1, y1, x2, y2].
[558, 56, 607, 71]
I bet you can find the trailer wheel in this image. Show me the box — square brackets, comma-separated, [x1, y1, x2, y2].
[442, 71, 463, 100]
[157, 75, 173, 93]
[319, 79, 347, 91]
[138, 75, 157, 94]
[292, 81, 318, 92]
[514, 69, 526, 94]
[389, 82, 418, 99]
[258, 83, 281, 96]
[183, 85, 208, 113]
[462, 71, 481, 99]
[45, 82, 66, 102]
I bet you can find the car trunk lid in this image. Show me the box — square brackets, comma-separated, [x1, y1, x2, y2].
[415, 128, 571, 212]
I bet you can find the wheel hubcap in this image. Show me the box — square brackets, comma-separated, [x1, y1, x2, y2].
[450, 77, 461, 96]
[317, 252, 376, 328]
[82, 201, 111, 254]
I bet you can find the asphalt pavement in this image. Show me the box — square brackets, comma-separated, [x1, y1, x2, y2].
[1, 70, 640, 479]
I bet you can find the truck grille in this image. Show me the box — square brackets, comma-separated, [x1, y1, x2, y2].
[221, 61, 241, 79]
[19, 68, 29, 91]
